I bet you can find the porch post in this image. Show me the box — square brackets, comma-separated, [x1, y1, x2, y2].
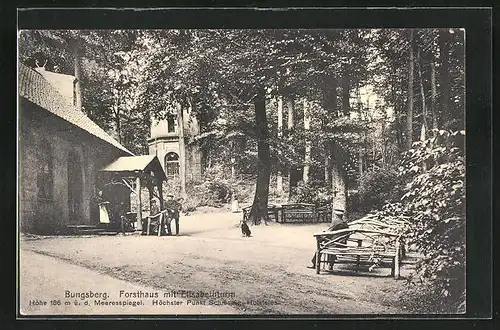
[136, 176, 143, 231]
[147, 182, 153, 212]
[157, 179, 164, 236]
[158, 179, 164, 210]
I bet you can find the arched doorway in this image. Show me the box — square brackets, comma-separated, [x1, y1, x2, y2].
[67, 150, 83, 223]
[165, 152, 179, 178]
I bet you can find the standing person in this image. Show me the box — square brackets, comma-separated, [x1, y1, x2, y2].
[164, 194, 180, 236]
[116, 201, 128, 234]
[174, 197, 184, 236]
[96, 190, 110, 225]
[164, 194, 175, 235]
[149, 199, 162, 235]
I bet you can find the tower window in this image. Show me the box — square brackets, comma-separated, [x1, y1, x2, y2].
[165, 152, 179, 177]
[167, 115, 176, 133]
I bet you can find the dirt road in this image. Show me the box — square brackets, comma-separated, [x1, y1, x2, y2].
[20, 211, 409, 315]
[19, 249, 237, 315]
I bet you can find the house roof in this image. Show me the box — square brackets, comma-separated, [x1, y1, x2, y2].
[18, 63, 133, 155]
[99, 155, 167, 181]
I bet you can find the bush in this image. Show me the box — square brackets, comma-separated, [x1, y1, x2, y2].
[357, 167, 401, 212]
[290, 180, 332, 206]
[364, 130, 466, 312]
[398, 131, 466, 312]
[189, 180, 231, 208]
[232, 181, 254, 203]
[162, 165, 235, 211]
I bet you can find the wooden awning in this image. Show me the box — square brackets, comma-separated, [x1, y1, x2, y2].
[100, 155, 167, 181]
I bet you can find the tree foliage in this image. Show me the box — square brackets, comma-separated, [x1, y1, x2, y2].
[399, 130, 465, 312]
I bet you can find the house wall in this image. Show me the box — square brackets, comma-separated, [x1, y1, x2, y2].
[18, 99, 124, 233]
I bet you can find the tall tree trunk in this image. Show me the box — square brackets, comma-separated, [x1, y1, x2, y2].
[324, 76, 337, 188]
[303, 99, 311, 184]
[115, 114, 121, 144]
[438, 30, 450, 125]
[358, 148, 363, 176]
[72, 39, 83, 112]
[276, 96, 284, 195]
[381, 109, 387, 168]
[417, 50, 427, 141]
[324, 148, 331, 188]
[177, 101, 186, 196]
[114, 88, 121, 144]
[248, 87, 271, 225]
[405, 30, 415, 150]
[342, 70, 350, 116]
[287, 96, 300, 198]
[331, 142, 347, 224]
[430, 60, 438, 136]
[392, 65, 404, 152]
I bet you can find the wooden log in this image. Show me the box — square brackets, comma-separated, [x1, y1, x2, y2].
[314, 228, 398, 238]
[321, 251, 396, 257]
[157, 212, 162, 237]
[356, 239, 362, 272]
[391, 257, 395, 277]
[316, 239, 321, 274]
[394, 238, 401, 279]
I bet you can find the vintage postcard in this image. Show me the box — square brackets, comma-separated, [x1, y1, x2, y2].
[16, 8, 488, 318]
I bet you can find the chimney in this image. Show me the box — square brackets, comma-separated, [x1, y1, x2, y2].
[74, 64, 82, 112]
[73, 77, 82, 111]
[34, 66, 82, 111]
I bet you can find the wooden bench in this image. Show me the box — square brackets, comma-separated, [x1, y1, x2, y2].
[316, 204, 333, 223]
[281, 203, 317, 223]
[313, 228, 404, 279]
[242, 204, 281, 222]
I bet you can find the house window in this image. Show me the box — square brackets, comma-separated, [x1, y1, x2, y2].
[165, 152, 179, 177]
[37, 139, 53, 199]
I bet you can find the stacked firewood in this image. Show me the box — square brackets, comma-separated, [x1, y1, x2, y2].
[348, 213, 410, 235]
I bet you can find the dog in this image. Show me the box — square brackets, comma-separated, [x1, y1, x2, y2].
[241, 221, 251, 237]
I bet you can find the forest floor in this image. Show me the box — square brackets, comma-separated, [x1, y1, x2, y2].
[19, 210, 418, 315]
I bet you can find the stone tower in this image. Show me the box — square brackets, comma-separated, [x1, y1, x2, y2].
[148, 107, 202, 182]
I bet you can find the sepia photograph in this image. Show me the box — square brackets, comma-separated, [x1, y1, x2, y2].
[17, 25, 468, 316]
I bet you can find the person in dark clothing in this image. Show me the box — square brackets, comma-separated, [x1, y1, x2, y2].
[174, 197, 184, 235]
[164, 194, 182, 235]
[308, 220, 349, 269]
[141, 199, 161, 235]
[149, 199, 163, 235]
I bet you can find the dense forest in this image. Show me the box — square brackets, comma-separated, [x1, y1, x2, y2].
[19, 29, 465, 312]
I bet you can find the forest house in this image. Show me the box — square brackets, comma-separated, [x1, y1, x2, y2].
[18, 63, 134, 233]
